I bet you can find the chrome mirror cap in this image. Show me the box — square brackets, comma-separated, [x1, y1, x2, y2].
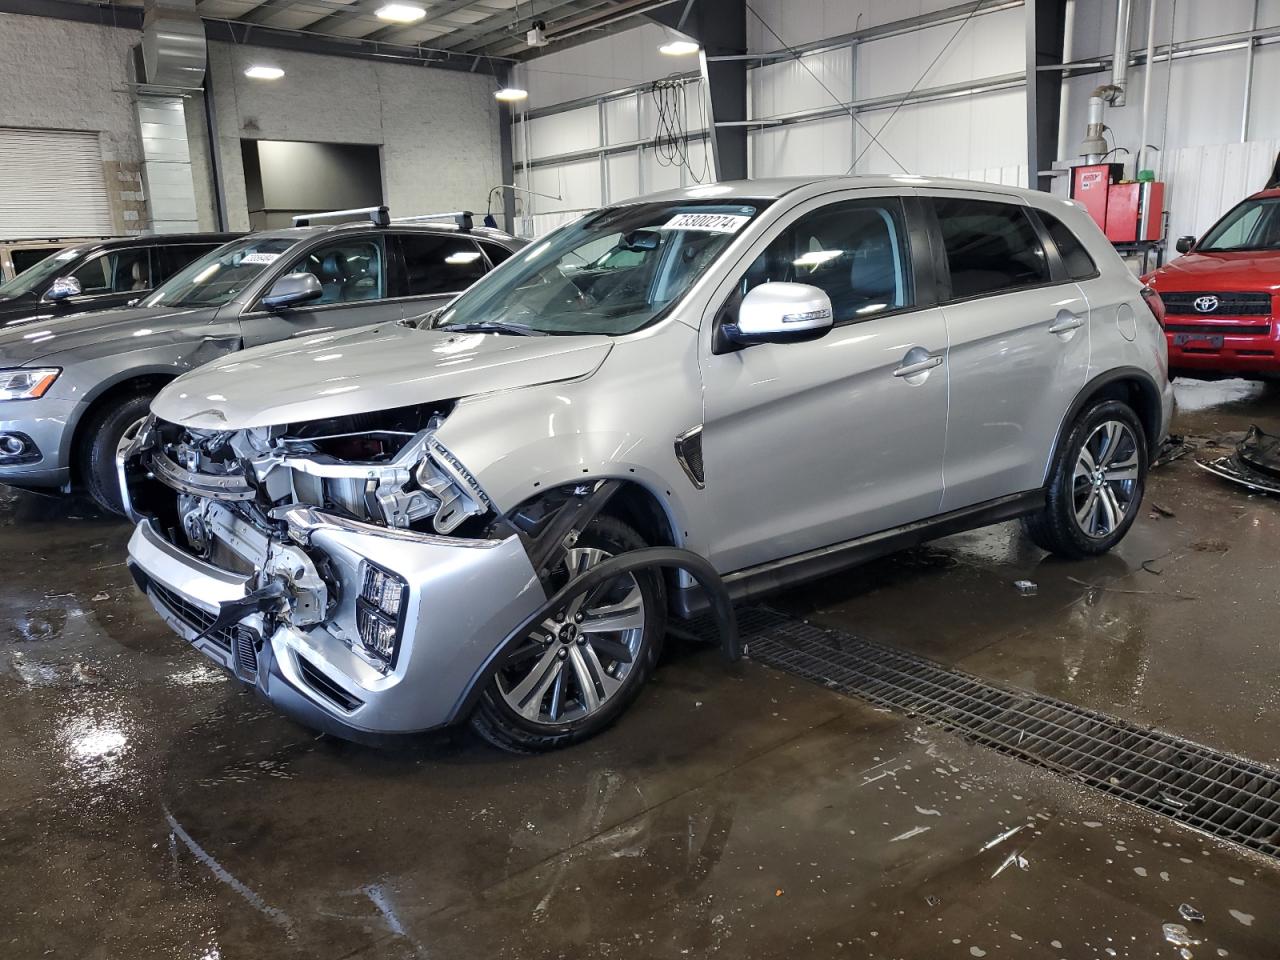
[262, 272, 323, 310]
[44, 276, 82, 302]
[729, 282, 834, 345]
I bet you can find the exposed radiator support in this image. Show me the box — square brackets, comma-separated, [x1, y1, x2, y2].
[141, 0, 206, 87]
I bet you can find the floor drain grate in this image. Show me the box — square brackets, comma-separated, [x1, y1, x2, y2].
[726, 607, 1280, 859]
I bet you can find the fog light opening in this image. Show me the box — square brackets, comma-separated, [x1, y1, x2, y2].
[356, 562, 407, 667]
[0, 434, 26, 457]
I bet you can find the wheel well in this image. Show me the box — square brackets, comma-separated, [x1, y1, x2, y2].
[1085, 376, 1162, 452]
[602, 481, 679, 549]
[68, 375, 172, 482]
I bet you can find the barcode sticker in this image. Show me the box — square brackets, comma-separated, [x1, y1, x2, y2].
[659, 213, 751, 233]
[240, 252, 281, 265]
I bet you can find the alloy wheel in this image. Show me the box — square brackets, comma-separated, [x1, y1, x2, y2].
[1072, 420, 1140, 538]
[496, 547, 647, 725]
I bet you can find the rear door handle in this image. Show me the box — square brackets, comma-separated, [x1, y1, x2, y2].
[1049, 316, 1085, 334]
[893, 355, 944, 378]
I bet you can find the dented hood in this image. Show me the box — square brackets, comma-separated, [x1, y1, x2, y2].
[0, 304, 220, 366]
[152, 322, 614, 429]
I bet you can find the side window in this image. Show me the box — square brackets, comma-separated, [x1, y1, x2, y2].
[283, 237, 385, 306]
[932, 198, 1050, 299]
[155, 244, 220, 285]
[1038, 212, 1097, 281]
[739, 197, 913, 323]
[479, 241, 514, 267]
[398, 234, 487, 296]
[69, 249, 150, 294]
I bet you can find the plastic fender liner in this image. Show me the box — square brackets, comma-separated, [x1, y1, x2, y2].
[449, 546, 739, 724]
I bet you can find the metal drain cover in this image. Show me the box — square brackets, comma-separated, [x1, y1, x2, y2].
[727, 607, 1280, 859]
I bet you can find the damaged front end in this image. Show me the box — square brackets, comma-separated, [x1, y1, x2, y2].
[118, 406, 548, 739]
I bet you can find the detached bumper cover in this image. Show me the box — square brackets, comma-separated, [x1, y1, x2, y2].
[127, 513, 547, 737]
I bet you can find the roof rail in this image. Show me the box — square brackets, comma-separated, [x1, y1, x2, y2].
[390, 210, 474, 231]
[293, 206, 390, 227]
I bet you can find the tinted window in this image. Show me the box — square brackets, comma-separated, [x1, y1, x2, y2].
[479, 241, 514, 267]
[933, 198, 1050, 299]
[70, 248, 150, 294]
[282, 237, 385, 306]
[740, 197, 913, 323]
[145, 236, 298, 308]
[1039, 212, 1097, 280]
[11, 247, 62, 274]
[155, 243, 221, 284]
[399, 234, 487, 296]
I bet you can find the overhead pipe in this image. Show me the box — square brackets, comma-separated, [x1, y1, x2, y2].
[1111, 0, 1134, 105]
[1137, 0, 1160, 175]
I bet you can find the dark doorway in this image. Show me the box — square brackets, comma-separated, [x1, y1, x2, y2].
[241, 140, 383, 229]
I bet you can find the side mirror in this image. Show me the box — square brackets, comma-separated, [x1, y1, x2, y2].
[725, 282, 834, 346]
[1175, 236, 1196, 254]
[44, 276, 82, 302]
[262, 272, 323, 310]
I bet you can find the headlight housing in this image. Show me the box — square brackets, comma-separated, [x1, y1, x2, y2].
[0, 367, 60, 401]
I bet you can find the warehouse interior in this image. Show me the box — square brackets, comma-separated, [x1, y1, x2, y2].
[1, 0, 1279, 957]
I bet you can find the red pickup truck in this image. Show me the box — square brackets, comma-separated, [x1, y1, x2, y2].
[1143, 188, 1280, 380]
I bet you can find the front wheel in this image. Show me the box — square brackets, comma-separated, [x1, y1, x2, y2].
[79, 391, 154, 515]
[469, 515, 666, 753]
[1023, 399, 1148, 559]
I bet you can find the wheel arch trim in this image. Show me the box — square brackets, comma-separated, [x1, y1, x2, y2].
[1044, 366, 1164, 484]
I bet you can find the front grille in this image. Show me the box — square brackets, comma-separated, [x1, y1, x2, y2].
[726, 608, 1280, 860]
[297, 657, 364, 712]
[1166, 322, 1270, 336]
[1161, 292, 1273, 316]
[150, 582, 233, 650]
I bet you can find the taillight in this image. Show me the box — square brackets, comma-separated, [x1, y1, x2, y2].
[1140, 285, 1166, 329]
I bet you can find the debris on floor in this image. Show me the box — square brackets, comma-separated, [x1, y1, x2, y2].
[1153, 434, 1195, 467]
[1178, 903, 1206, 923]
[1149, 502, 1176, 518]
[1197, 424, 1280, 496]
[1012, 579, 1037, 596]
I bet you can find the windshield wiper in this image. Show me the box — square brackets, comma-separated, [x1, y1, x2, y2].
[440, 321, 543, 336]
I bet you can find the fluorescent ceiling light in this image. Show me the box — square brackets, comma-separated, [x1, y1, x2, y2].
[494, 87, 528, 102]
[243, 65, 284, 80]
[376, 3, 426, 23]
[659, 39, 700, 56]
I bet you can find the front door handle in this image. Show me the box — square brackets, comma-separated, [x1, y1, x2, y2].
[893, 354, 944, 378]
[1049, 315, 1085, 334]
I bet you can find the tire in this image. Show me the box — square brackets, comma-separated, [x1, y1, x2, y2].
[470, 515, 667, 753]
[78, 391, 155, 515]
[1023, 399, 1148, 560]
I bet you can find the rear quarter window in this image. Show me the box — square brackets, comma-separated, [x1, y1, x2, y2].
[932, 197, 1051, 299]
[1038, 212, 1098, 281]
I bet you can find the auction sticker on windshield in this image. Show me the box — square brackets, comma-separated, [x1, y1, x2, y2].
[240, 252, 282, 265]
[660, 213, 751, 233]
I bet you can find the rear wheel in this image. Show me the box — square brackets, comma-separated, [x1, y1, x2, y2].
[79, 391, 154, 515]
[1024, 399, 1147, 559]
[470, 515, 666, 753]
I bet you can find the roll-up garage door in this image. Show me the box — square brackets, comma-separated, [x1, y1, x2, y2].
[0, 129, 114, 239]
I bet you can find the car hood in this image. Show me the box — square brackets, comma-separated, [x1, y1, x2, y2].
[0, 304, 218, 365]
[1148, 251, 1280, 292]
[151, 322, 615, 429]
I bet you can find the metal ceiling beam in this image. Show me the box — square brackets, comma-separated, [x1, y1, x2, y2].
[649, 0, 747, 181]
[436, 0, 612, 54]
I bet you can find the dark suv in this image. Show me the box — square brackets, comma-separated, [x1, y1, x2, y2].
[0, 233, 240, 328]
[0, 214, 523, 511]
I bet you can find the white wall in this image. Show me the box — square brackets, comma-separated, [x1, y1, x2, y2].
[0, 13, 151, 235]
[207, 42, 503, 232]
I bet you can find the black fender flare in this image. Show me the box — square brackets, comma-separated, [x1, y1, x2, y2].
[448, 546, 738, 724]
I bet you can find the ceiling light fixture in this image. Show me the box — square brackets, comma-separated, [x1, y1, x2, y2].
[376, 2, 426, 22]
[243, 64, 284, 80]
[658, 39, 700, 56]
[493, 87, 529, 102]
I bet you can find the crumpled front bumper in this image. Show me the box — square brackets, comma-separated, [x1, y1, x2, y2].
[126, 509, 547, 739]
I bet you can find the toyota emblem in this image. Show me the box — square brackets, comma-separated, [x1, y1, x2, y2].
[1193, 295, 1219, 313]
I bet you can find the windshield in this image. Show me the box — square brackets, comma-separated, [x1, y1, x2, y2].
[142, 235, 298, 308]
[0, 246, 85, 299]
[1198, 197, 1280, 252]
[433, 201, 768, 336]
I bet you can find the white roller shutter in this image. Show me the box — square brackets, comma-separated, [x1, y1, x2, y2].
[0, 129, 114, 239]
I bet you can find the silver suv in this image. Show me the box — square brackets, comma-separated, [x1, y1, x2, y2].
[122, 177, 1172, 752]
[0, 214, 521, 512]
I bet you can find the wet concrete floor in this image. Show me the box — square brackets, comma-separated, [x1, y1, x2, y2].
[1, 378, 1278, 958]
